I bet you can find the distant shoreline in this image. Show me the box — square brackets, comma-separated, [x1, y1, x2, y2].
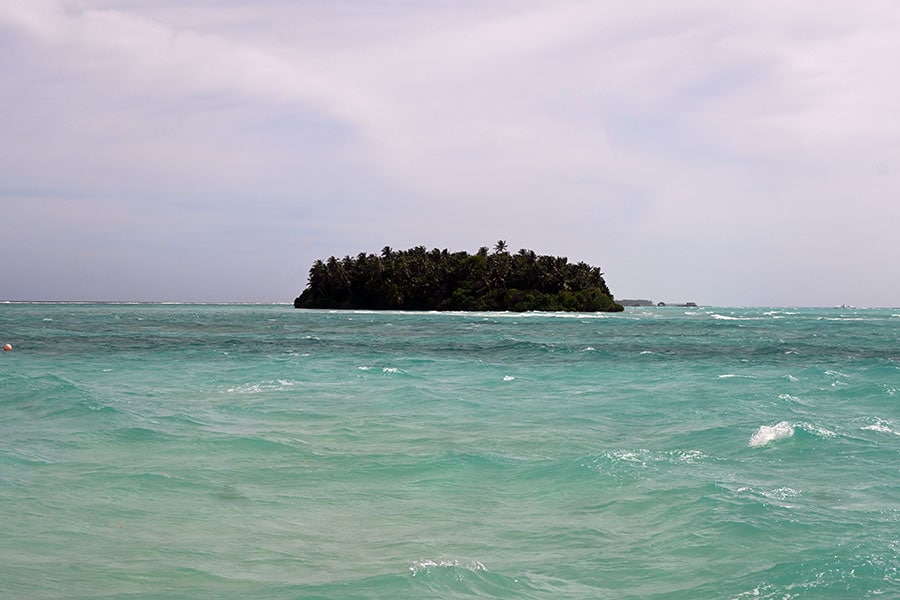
[2, 301, 897, 309]
[0, 301, 293, 306]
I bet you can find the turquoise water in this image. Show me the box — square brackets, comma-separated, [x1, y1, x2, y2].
[1, 304, 898, 599]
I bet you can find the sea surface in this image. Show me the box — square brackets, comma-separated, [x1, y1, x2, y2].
[1, 303, 898, 599]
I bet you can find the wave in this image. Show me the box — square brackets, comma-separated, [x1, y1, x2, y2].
[405, 559, 552, 599]
[224, 379, 302, 394]
[357, 366, 411, 376]
[580, 449, 712, 485]
[0, 373, 126, 421]
[860, 418, 900, 436]
[749, 421, 837, 447]
[722, 541, 899, 598]
[409, 558, 486, 575]
[749, 421, 795, 447]
[270, 560, 544, 600]
[711, 313, 760, 321]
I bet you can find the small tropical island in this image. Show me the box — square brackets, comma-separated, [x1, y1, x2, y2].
[294, 242, 624, 312]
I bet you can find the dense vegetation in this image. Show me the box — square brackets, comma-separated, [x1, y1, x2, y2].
[294, 242, 624, 312]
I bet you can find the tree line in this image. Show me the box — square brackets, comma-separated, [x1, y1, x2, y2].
[294, 242, 624, 312]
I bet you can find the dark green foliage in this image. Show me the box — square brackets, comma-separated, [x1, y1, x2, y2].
[294, 245, 624, 312]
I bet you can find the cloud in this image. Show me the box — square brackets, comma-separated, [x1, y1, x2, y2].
[1, 0, 899, 304]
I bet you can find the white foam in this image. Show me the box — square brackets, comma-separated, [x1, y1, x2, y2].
[358, 365, 405, 374]
[409, 559, 486, 575]
[861, 419, 898, 435]
[762, 486, 801, 501]
[502, 375, 515, 381]
[749, 421, 794, 447]
[601, 448, 706, 466]
[711, 313, 759, 321]
[674, 449, 706, 463]
[862, 423, 894, 434]
[824, 370, 849, 378]
[800, 422, 836, 438]
[225, 380, 298, 394]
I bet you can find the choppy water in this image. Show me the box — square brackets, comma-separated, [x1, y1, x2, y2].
[1, 304, 898, 599]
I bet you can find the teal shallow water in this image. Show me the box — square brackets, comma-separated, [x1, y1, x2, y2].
[1, 304, 898, 599]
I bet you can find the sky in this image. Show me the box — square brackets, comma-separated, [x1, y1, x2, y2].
[1, 0, 898, 306]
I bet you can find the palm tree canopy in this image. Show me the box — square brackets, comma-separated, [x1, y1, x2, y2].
[294, 244, 622, 312]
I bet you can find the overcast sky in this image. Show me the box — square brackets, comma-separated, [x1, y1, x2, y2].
[2, 1, 898, 306]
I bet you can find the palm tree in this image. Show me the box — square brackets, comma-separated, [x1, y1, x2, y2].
[295, 244, 622, 312]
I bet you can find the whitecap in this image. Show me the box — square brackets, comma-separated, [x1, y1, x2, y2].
[799, 422, 836, 438]
[711, 314, 759, 321]
[409, 559, 486, 575]
[673, 449, 706, 463]
[596, 448, 706, 467]
[749, 421, 794, 447]
[583, 346, 595, 352]
[502, 375, 515, 381]
[761, 486, 801, 501]
[862, 423, 894, 434]
[861, 418, 898, 435]
[379, 367, 409, 375]
[225, 380, 300, 394]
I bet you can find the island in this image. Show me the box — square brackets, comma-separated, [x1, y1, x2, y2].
[619, 299, 655, 307]
[294, 242, 624, 312]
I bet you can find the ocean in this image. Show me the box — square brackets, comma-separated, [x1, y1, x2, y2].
[1, 303, 897, 599]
